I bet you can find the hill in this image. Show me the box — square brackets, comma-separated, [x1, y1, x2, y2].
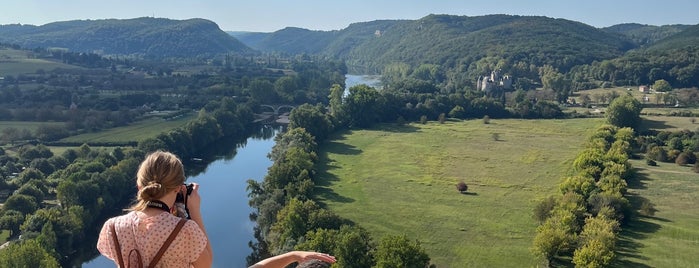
[238, 14, 635, 80]
[603, 23, 691, 47]
[0, 17, 252, 58]
[643, 23, 699, 51]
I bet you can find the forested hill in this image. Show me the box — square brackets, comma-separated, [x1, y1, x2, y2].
[643, 23, 699, 52]
[602, 23, 691, 47]
[234, 14, 635, 74]
[0, 17, 252, 58]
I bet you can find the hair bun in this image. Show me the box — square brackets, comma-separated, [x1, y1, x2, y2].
[139, 181, 166, 200]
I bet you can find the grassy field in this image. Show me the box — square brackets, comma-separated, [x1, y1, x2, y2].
[0, 48, 79, 75]
[0, 121, 65, 134]
[617, 158, 699, 267]
[316, 118, 605, 267]
[640, 115, 699, 132]
[59, 114, 195, 143]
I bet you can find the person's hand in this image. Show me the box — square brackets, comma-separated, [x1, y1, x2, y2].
[294, 251, 336, 264]
[186, 183, 202, 215]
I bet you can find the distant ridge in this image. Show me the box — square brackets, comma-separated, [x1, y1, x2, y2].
[0, 17, 252, 58]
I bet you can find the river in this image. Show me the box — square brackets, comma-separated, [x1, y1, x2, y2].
[83, 74, 380, 267]
[82, 128, 278, 268]
[344, 74, 382, 95]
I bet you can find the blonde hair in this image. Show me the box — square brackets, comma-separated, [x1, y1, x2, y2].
[128, 151, 185, 211]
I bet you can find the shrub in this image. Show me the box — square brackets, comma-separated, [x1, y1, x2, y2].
[483, 115, 490, 124]
[396, 116, 406, 126]
[693, 161, 699, 173]
[420, 115, 428, 124]
[645, 158, 657, 166]
[645, 145, 667, 162]
[639, 199, 656, 217]
[438, 113, 446, 124]
[533, 196, 557, 223]
[675, 152, 692, 165]
[456, 181, 468, 193]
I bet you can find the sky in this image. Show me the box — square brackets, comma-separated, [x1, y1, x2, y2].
[1, 0, 698, 32]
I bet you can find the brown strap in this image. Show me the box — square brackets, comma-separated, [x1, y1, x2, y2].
[148, 218, 188, 268]
[110, 222, 126, 268]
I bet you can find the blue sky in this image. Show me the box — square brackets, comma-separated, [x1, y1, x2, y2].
[1, 0, 697, 32]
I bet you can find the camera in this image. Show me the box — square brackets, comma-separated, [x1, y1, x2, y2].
[175, 183, 194, 219]
[176, 183, 194, 202]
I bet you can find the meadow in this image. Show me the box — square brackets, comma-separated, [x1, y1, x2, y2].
[317, 116, 699, 267]
[0, 121, 64, 134]
[617, 158, 699, 267]
[0, 48, 79, 75]
[316, 118, 605, 267]
[58, 113, 195, 144]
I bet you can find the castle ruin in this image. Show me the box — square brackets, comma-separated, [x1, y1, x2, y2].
[476, 70, 513, 92]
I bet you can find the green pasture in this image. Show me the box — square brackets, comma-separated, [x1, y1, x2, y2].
[617, 159, 699, 267]
[640, 115, 699, 132]
[316, 118, 604, 267]
[0, 48, 79, 75]
[0, 121, 64, 133]
[59, 114, 195, 144]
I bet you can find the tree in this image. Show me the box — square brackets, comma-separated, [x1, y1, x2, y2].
[289, 104, 333, 142]
[344, 85, 381, 128]
[0, 210, 25, 236]
[448, 105, 465, 118]
[606, 94, 642, 129]
[374, 234, 430, 268]
[0, 239, 60, 268]
[652, 79, 672, 92]
[3, 194, 38, 215]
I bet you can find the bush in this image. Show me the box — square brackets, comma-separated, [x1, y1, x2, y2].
[645, 158, 657, 166]
[639, 199, 656, 217]
[675, 152, 693, 165]
[456, 181, 468, 193]
[483, 115, 491, 124]
[396, 116, 406, 126]
[533, 196, 557, 223]
[420, 115, 428, 124]
[693, 161, 699, 173]
[438, 113, 446, 124]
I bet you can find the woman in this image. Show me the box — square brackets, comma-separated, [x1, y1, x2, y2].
[97, 151, 213, 268]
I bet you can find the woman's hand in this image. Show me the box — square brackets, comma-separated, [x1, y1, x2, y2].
[186, 183, 202, 215]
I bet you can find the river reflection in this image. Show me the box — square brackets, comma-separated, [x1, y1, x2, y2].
[83, 126, 281, 268]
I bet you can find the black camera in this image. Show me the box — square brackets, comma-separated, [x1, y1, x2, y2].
[175, 183, 194, 218]
[176, 183, 194, 202]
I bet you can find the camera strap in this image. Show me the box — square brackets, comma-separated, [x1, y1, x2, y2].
[146, 200, 171, 213]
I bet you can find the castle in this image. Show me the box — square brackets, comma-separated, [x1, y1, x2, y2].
[476, 70, 513, 92]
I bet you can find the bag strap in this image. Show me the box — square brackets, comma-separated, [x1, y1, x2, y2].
[148, 218, 188, 268]
[109, 222, 126, 268]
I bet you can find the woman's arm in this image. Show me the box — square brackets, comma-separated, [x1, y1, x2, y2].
[248, 251, 336, 268]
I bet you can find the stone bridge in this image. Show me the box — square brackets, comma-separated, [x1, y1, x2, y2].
[260, 104, 296, 116]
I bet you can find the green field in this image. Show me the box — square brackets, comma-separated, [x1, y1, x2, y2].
[317, 118, 604, 267]
[617, 159, 699, 267]
[0, 48, 79, 75]
[640, 115, 699, 132]
[0, 121, 65, 134]
[59, 114, 195, 143]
